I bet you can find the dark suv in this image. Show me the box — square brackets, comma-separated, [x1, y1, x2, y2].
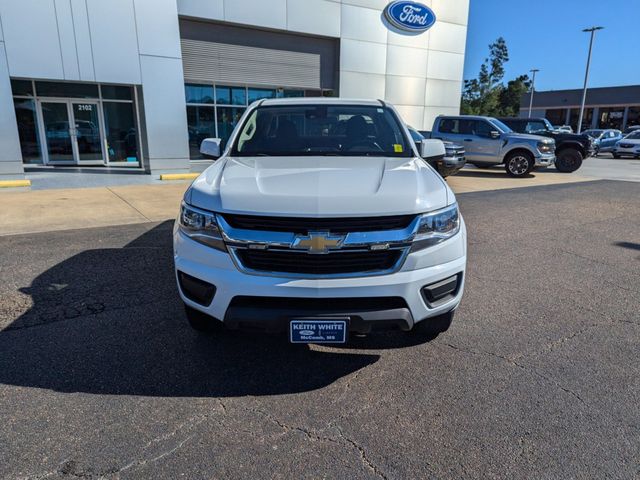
[498, 117, 596, 173]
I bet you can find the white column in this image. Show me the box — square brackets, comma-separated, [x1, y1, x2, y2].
[0, 42, 25, 178]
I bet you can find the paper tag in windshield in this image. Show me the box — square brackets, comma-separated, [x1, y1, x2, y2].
[393, 144, 403, 153]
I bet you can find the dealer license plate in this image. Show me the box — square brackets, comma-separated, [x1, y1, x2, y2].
[289, 319, 348, 344]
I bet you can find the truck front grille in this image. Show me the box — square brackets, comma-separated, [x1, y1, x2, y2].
[235, 249, 403, 276]
[221, 213, 416, 234]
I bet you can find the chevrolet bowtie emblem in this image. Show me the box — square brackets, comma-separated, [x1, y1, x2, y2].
[292, 232, 344, 254]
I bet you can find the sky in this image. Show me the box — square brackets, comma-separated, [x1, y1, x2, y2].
[463, 0, 640, 91]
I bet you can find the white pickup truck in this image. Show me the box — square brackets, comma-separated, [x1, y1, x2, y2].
[174, 98, 467, 343]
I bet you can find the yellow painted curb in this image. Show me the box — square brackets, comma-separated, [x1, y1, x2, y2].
[159, 173, 199, 181]
[0, 179, 31, 188]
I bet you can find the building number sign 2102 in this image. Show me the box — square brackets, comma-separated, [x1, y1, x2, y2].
[77, 104, 93, 111]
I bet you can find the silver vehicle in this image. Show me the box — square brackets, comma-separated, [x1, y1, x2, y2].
[583, 129, 623, 153]
[612, 130, 640, 158]
[407, 126, 466, 177]
[430, 115, 555, 177]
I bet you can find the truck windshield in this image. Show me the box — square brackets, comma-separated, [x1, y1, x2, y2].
[488, 118, 513, 133]
[231, 104, 412, 157]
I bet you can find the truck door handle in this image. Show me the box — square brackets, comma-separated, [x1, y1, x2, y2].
[464, 139, 473, 142]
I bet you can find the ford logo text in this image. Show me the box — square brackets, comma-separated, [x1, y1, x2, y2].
[383, 1, 436, 33]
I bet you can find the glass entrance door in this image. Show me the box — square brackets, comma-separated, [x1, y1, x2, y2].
[39, 100, 105, 165]
[41, 101, 74, 163]
[71, 102, 103, 162]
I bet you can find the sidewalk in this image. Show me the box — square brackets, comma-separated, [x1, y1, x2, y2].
[0, 170, 594, 236]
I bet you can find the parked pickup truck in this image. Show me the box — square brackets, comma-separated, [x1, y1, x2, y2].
[498, 117, 596, 172]
[406, 126, 466, 177]
[174, 98, 467, 343]
[427, 115, 555, 177]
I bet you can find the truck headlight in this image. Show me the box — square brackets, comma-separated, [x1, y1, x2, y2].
[537, 141, 554, 153]
[179, 202, 226, 252]
[411, 203, 460, 252]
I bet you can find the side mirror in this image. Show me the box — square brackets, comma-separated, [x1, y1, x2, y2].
[419, 139, 446, 161]
[490, 130, 501, 139]
[200, 138, 222, 158]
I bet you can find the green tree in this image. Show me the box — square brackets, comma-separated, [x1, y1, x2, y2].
[461, 37, 509, 116]
[461, 37, 530, 117]
[499, 75, 531, 117]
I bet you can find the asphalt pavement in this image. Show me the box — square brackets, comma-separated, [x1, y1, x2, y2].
[0, 180, 638, 479]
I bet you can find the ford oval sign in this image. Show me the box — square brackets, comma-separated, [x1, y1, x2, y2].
[383, 1, 436, 33]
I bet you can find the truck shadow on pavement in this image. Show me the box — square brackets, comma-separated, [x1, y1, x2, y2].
[0, 221, 429, 398]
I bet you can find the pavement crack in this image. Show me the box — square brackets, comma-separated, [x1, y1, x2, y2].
[558, 247, 638, 272]
[247, 407, 390, 479]
[335, 427, 389, 480]
[116, 432, 196, 475]
[441, 342, 588, 407]
[111, 412, 216, 476]
[509, 322, 600, 363]
[0, 299, 170, 334]
[248, 407, 340, 445]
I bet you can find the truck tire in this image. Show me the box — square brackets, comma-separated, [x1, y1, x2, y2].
[612, 153, 621, 159]
[555, 148, 583, 172]
[184, 304, 224, 333]
[504, 151, 534, 177]
[411, 311, 454, 339]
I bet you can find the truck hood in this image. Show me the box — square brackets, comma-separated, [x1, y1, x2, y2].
[546, 131, 590, 142]
[506, 132, 554, 143]
[187, 156, 450, 217]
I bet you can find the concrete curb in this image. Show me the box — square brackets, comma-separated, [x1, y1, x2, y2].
[0, 180, 31, 188]
[160, 173, 199, 181]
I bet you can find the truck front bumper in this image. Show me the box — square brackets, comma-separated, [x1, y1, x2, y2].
[437, 154, 466, 176]
[534, 152, 555, 167]
[174, 220, 467, 333]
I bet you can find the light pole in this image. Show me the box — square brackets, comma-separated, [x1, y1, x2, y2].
[577, 26, 604, 134]
[528, 68, 539, 118]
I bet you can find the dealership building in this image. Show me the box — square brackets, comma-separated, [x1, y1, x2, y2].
[521, 84, 640, 132]
[0, 0, 469, 178]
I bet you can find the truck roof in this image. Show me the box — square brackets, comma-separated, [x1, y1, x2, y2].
[436, 114, 497, 121]
[497, 117, 545, 122]
[259, 98, 385, 107]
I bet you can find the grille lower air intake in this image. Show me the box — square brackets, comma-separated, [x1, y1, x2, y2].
[236, 249, 403, 275]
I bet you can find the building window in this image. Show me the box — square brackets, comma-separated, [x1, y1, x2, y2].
[545, 109, 566, 126]
[598, 107, 625, 130]
[569, 108, 594, 131]
[35, 81, 99, 98]
[11, 79, 140, 166]
[185, 84, 214, 104]
[13, 98, 42, 164]
[10, 79, 34, 97]
[184, 83, 309, 159]
[101, 85, 133, 101]
[103, 102, 139, 163]
[248, 88, 276, 103]
[216, 107, 245, 147]
[626, 106, 640, 130]
[186, 105, 215, 159]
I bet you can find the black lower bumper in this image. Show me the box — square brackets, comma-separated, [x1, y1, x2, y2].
[223, 296, 414, 334]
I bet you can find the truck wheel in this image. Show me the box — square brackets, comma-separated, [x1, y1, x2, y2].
[184, 304, 224, 333]
[555, 149, 583, 172]
[612, 153, 621, 159]
[411, 311, 454, 339]
[504, 152, 534, 177]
